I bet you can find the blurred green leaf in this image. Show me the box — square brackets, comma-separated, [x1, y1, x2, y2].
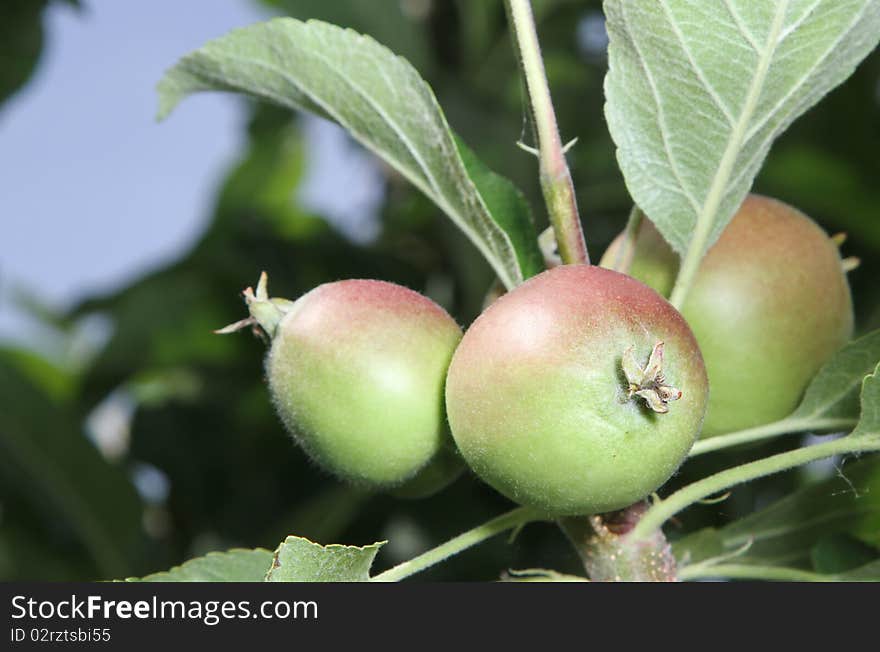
[76, 271, 240, 381]
[811, 533, 877, 574]
[833, 559, 880, 579]
[0, 521, 95, 581]
[266, 485, 373, 546]
[0, 346, 75, 402]
[0, 1, 83, 107]
[604, 0, 880, 260]
[217, 116, 325, 241]
[791, 329, 880, 423]
[265, 536, 384, 581]
[759, 145, 880, 251]
[127, 368, 202, 407]
[0, 0, 48, 107]
[673, 455, 880, 571]
[0, 360, 143, 578]
[157, 18, 531, 288]
[128, 548, 273, 582]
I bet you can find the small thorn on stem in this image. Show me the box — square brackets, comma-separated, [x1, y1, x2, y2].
[515, 140, 540, 156]
[561, 137, 578, 154]
[830, 232, 848, 247]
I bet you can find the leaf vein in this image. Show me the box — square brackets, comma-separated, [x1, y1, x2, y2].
[620, 2, 701, 216]
[722, 0, 761, 52]
[657, 0, 736, 126]
[742, 0, 872, 144]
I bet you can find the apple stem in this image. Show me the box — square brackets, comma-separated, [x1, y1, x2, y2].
[559, 502, 678, 581]
[505, 0, 589, 266]
[688, 416, 857, 457]
[371, 506, 543, 582]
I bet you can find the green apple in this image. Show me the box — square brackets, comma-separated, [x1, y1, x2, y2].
[600, 194, 854, 436]
[445, 264, 708, 516]
[223, 273, 463, 490]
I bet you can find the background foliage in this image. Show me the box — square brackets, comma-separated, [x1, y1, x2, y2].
[2, 0, 879, 581]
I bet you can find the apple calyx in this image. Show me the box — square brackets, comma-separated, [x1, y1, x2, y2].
[622, 342, 682, 414]
[214, 271, 296, 340]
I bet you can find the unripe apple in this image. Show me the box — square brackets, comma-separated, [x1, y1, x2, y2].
[221, 273, 463, 491]
[445, 265, 708, 516]
[600, 194, 854, 436]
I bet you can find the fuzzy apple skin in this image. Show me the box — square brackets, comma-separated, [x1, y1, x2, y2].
[445, 265, 708, 516]
[267, 280, 463, 488]
[600, 194, 854, 437]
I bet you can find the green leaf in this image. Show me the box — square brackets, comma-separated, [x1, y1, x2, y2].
[791, 330, 880, 423]
[673, 455, 880, 570]
[811, 533, 877, 574]
[157, 18, 536, 288]
[850, 362, 880, 444]
[0, 346, 76, 402]
[0, 361, 144, 579]
[265, 536, 384, 582]
[604, 0, 880, 261]
[1, 0, 48, 107]
[0, 1, 82, 106]
[834, 559, 880, 580]
[128, 549, 274, 582]
[455, 137, 544, 280]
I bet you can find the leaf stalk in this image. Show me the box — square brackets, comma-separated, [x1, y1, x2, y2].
[371, 506, 542, 582]
[631, 435, 880, 541]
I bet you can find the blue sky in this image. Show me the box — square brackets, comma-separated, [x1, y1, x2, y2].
[0, 0, 271, 344]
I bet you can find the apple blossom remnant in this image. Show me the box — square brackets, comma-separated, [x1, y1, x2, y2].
[622, 342, 682, 414]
